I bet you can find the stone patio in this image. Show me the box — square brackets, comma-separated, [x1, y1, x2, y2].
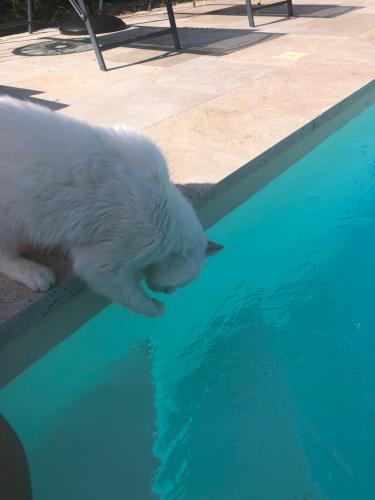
[1, 0, 375, 325]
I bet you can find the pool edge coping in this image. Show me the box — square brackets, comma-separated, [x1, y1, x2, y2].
[1, 78, 375, 386]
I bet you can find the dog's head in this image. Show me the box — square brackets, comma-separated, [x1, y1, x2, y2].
[144, 239, 223, 294]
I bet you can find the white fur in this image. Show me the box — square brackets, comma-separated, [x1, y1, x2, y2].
[0, 96, 209, 317]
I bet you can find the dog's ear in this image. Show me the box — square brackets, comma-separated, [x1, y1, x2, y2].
[205, 240, 224, 256]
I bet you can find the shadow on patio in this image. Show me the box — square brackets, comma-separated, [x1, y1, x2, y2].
[11, 25, 284, 69]
[207, 2, 362, 20]
[0, 85, 69, 110]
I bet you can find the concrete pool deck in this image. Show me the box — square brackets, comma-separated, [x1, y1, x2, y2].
[1, 0, 375, 334]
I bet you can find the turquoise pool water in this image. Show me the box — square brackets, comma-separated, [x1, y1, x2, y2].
[2, 103, 375, 500]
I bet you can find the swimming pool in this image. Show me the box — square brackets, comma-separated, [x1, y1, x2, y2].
[1, 88, 375, 499]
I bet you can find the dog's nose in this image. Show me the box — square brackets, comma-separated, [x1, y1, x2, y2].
[164, 287, 176, 294]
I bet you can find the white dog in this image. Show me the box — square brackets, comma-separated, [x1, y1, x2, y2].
[0, 97, 223, 317]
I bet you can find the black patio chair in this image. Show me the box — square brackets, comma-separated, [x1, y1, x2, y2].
[245, 0, 294, 27]
[64, 0, 180, 71]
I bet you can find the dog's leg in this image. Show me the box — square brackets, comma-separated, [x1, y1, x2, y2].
[116, 269, 164, 317]
[72, 245, 164, 317]
[0, 248, 56, 292]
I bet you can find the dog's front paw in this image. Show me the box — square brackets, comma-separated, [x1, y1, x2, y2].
[5, 259, 56, 292]
[120, 296, 165, 318]
[23, 264, 56, 292]
[131, 298, 165, 318]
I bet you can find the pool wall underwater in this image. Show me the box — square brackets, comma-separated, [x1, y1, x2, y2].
[1, 78, 375, 388]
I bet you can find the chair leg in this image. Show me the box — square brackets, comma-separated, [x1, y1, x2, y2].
[245, 0, 255, 26]
[165, 0, 181, 50]
[76, 0, 107, 71]
[27, 0, 33, 33]
[286, 0, 294, 17]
